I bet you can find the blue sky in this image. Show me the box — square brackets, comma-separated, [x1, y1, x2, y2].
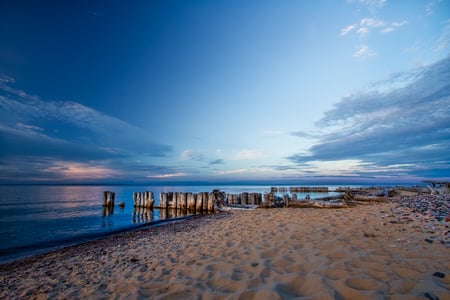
[0, 0, 449, 184]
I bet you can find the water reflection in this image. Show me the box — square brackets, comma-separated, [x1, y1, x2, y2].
[159, 208, 190, 219]
[102, 206, 114, 217]
[132, 207, 154, 223]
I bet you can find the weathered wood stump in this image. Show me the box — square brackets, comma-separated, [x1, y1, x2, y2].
[160, 193, 168, 209]
[241, 192, 249, 205]
[103, 191, 115, 207]
[187, 193, 196, 211]
[196, 192, 204, 212]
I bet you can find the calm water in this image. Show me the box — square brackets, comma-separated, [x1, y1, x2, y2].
[0, 184, 342, 263]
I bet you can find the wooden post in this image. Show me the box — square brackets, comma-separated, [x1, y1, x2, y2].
[207, 192, 215, 212]
[232, 194, 240, 205]
[202, 192, 209, 212]
[249, 193, 256, 205]
[142, 191, 148, 207]
[150, 191, 155, 209]
[133, 192, 138, 207]
[167, 192, 174, 209]
[196, 192, 203, 212]
[187, 193, 196, 211]
[160, 193, 168, 209]
[283, 194, 289, 207]
[227, 194, 232, 205]
[240, 192, 248, 205]
[103, 191, 115, 207]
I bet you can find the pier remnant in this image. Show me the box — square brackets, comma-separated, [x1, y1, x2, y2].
[103, 191, 115, 207]
[133, 191, 154, 208]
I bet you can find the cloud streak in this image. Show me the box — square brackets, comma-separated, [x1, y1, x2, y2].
[288, 56, 450, 179]
[0, 74, 173, 182]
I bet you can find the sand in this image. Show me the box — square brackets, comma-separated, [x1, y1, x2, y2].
[0, 201, 449, 300]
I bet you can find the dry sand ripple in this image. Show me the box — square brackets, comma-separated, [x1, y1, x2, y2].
[1, 202, 449, 299]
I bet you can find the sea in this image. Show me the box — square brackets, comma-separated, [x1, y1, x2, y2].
[0, 183, 389, 264]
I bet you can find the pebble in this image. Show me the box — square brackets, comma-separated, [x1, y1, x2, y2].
[424, 292, 440, 300]
[397, 195, 449, 223]
[395, 194, 449, 245]
[432, 272, 445, 278]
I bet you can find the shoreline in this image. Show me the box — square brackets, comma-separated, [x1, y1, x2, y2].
[0, 213, 203, 266]
[1, 193, 449, 299]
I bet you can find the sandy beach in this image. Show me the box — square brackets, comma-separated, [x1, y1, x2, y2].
[1, 197, 449, 299]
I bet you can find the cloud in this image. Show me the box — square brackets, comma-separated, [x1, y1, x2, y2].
[436, 19, 450, 52]
[353, 45, 377, 58]
[340, 24, 357, 36]
[360, 18, 385, 28]
[290, 131, 321, 139]
[288, 56, 450, 179]
[233, 149, 268, 160]
[261, 130, 285, 137]
[0, 75, 172, 159]
[341, 18, 406, 39]
[346, 0, 386, 10]
[147, 173, 187, 179]
[181, 149, 205, 161]
[356, 27, 369, 36]
[0, 74, 174, 182]
[210, 159, 225, 165]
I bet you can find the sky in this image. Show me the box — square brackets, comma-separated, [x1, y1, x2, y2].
[0, 0, 449, 184]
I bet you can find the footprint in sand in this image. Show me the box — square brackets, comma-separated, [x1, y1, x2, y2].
[323, 268, 347, 280]
[345, 277, 389, 291]
[206, 276, 246, 293]
[275, 274, 332, 298]
[238, 289, 282, 300]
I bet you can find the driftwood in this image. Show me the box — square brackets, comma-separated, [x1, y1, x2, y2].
[352, 195, 387, 202]
[312, 194, 344, 201]
[287, 200, 347, 208]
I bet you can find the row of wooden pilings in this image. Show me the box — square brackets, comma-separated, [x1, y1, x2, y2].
[227, 192, 263, 205]
[132, 191, 265, 212]
[271, 186, 329, 193]
[159, 192, 215, 211]
[133, 191, 155, 208]
[104, 190, 316, 210]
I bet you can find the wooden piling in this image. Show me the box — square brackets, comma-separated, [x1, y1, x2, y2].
[227, 194, 233, 205]
[160, 193, 168, 209]
[196, 192, 203, 212]
[167, 192, 175, 209]
[187, 193, 196, 211]
[103, 191, 115, 207]
[181, 192, 186, 209]
[207, 193, 214, 212]
[202, 192, 209, 212]
[240, 192, 248, 205]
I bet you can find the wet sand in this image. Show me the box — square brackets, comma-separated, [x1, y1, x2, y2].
[1, 201, 449, 299]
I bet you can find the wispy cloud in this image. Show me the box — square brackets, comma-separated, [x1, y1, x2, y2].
[436, 19, 450, 52]
[290, 131, 321, 139]
[233, 149, 268, 160]
[288, 56, 450, 179]
[340, 24, 357, 36]
[209, 158, 225, 165]
[181, 149, 205, 161]
[261, 130, 285, 137]
[353, 44, 377, 58]
[340, 18, 406, 38]
[346, 0, 386, 11]
[0, 75, 172, 158]
[147, 173, 187, 179]
[0, 74, 173, 182]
